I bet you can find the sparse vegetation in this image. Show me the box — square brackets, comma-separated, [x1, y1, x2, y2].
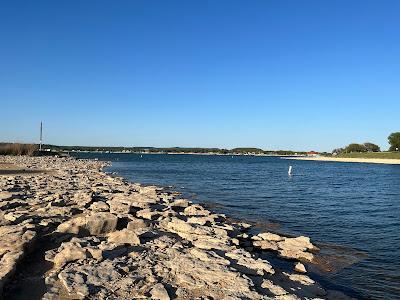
[0, 143, 38, 156]
[338, 152, 400, 159]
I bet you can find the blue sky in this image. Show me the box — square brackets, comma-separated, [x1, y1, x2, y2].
[1, 0, 399, 151]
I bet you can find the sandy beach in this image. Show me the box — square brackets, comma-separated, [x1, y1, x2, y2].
[283, 156, 400, 165]
[0, 155, 352, 299]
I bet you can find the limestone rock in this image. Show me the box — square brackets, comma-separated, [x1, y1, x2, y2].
[261, 279, 288, 296]
[150, 283, 170, 300]
[89, 201, 109, 212]
[0, 191, 13, 201]
[57, 212, 118, 236]
[56, 216, 87, 235]
[136, 208, 160, 220]
[72, 192, 93, 207]
[225, 249, 275, 275]
[107, 229, 140, 245]
[107, 199, 132, 214]
[183, 204, 210, 216]
[294, 262, 307, 273]
[165, 249, 262, 299]
[189, 248, 230, 266]
[53, 242, 88, 268]
[253, 240, 279, 251]
[283, 272, 315, 285]
[187, 216, 215, 226]
[258, 232, 284, 242]
[277, 236, 316, 262]
[0, 225, 36, 293]
[127, 218, 149, 231]
[170, 198, 189, 208]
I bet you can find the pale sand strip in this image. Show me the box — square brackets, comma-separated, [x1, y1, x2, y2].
[282, 156, 400, 165]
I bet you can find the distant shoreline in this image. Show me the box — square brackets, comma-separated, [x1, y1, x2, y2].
[65, 150, 304, 157]
[283, 156, 400, 165]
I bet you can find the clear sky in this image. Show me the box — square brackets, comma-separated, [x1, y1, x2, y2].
[1, 0, 399, 151]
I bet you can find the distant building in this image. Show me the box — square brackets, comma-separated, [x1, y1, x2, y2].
[307, 151, 319, 157]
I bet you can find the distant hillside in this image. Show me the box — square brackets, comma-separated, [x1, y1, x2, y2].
[231, 148, 264, 154]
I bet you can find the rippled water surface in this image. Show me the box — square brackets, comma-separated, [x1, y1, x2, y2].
[73, 153, 400, 299]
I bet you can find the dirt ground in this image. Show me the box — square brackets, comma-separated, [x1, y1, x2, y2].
[0, 162, 48, 176]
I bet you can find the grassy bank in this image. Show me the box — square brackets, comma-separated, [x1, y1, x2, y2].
[338, 152, 400, 159]
[0, 143, 38, 156]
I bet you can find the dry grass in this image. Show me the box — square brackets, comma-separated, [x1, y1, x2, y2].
[338, 151, 400, 159]
[0, 143, 38, 156]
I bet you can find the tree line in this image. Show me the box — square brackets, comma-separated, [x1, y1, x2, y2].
[333, 132, 400, 154]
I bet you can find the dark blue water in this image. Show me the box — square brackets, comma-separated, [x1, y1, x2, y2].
[72, 153, 400, 299]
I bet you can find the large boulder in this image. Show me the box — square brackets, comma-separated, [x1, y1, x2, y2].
[127, 218, 149, 231]
[57, 213, 118, 236]
[52, 242, 88, 268]
[107, 229, 140, 246]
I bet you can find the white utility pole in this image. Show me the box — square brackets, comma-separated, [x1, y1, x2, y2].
[39, 122, 43, 151]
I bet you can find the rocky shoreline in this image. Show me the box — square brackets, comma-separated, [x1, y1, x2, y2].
[0, 156, 349, 299]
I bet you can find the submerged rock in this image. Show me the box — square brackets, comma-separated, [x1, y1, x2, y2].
[277, 236, 316, 262]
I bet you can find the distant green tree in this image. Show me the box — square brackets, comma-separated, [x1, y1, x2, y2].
[231, 148, 264, 154]
[388, 132, 400, 151]
[364, 142, 380, 152]
[332, 148, 344, 155]
[345, 143, 366, 153]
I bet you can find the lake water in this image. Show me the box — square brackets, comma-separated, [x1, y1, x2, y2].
[72, 153, 400, 299]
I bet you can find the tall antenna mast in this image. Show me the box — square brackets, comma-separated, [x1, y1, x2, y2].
[40, 122, 43, 151]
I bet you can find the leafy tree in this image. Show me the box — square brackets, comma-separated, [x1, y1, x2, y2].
[388, 132, 400, 151]
[332, 148, 344, 155]
[364, 142, 380, 152]
[345, 143, 366, 153]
